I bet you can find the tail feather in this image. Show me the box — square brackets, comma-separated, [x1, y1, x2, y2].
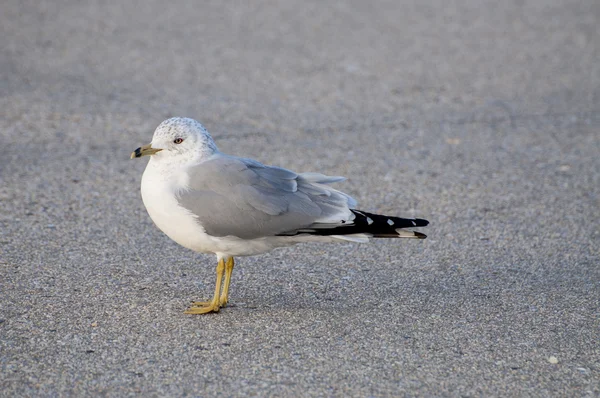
[279, 210, 428, 239]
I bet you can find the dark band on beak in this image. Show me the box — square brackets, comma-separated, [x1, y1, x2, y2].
[130, 144, 162, 159]
[132, 147, 143, 158]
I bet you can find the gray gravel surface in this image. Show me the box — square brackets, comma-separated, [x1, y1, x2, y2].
[1, 1, 599, 396]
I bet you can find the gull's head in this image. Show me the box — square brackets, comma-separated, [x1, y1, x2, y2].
[131, 117, 218, 161]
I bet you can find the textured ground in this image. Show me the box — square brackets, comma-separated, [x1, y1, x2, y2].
[1, 1, 599, 396]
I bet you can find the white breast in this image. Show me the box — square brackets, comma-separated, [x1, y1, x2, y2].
[140, 161, 216, 253]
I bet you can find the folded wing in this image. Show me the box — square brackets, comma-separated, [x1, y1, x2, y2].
[176, 155, 356, 239]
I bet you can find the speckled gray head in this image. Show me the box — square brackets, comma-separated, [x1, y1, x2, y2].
[131, 117, 218, 161]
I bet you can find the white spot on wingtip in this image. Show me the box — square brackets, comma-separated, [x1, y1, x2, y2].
[367, 217, 374, 225]
[412, 220, 416, 226]
[387, 219, 394, 226]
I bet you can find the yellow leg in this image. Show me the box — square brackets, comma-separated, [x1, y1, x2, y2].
[184, 258, 225, 314]
[189, 257, 235, 308]
[219, 257, 235, 306]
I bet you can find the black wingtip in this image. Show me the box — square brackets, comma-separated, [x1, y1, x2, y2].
[277, 210, 429, 239]
[414, 218, 429, 227]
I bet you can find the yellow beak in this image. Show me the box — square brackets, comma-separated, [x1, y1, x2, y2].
[130, 143, 162, 159]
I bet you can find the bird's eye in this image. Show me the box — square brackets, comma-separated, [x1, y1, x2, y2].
[173, 138, 184, 144]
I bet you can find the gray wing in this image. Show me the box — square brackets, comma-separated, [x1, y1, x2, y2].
[176, 154, 356, 239]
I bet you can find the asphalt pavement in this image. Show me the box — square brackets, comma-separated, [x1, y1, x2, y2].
[1, 1, 598, 396]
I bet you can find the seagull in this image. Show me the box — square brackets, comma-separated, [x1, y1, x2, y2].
[131, 117, 428, 314]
